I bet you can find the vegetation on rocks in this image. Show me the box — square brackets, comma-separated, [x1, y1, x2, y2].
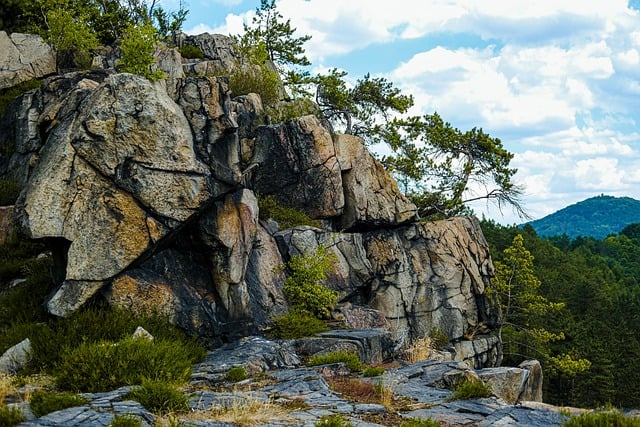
[307, 350, 364, 372]
[55, 336, 202, 393]
[126, 380, 189, 415]
[225, 366, 249, 383]
[29, 390, 90, 417]
[561, 409, 640, 427]
[447, 377, 492, 401]
[270, 309, 329, 339]
[257, 194, 320, 229]
[282, 245, 338, 319]
[0, 404, 25, 426]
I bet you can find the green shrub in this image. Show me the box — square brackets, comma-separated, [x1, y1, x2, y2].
[55, 337, 201, 392]
[228, 41, 282, 107]
[178, 45, 204, 60]
[0, 180, 21, 206]
[118, 22, 164, 82]
[362, 366, 385, 378]
[428, 328, 449, 350]
[27, 308, 205, 375]
[315, 414, 353, 427]
[29, 390, 89, 417]
[109, 414, 143, 427]
[257, 194, 319, 229]
[282, 246, 338, 319]
[561, 410, 640, 427]
[307, 351, 363, 372]
[448, 378, 492, 401]
[0, 404, 25, 426]
[266, 98, 320, 124]
[126, 380, 189, 415]
[0, 257, 54, 328]
[225, 366, 248, 382]
[399, 418, 440, 427]
[270, 309, 329, 339]
[0, 79, 42, 117]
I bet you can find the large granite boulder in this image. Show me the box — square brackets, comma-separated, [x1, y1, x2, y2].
[0, 32, 55, 90]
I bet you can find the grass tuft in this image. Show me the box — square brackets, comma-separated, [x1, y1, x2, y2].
[225, 366, 248, 383]
[447, 377, 492, 401]
[126, 380, 189, 415]
[183, 397, 291, 426]
[0, 404, 25, 426]
[307, 351, 363, 372]
[270, 309, 329, 339]
[561, 409, 640, 427]
[29, 390, 89, 417]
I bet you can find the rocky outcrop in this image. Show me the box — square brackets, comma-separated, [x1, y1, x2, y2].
[0, 32, 55, 90]
[0, 33, 501, 367]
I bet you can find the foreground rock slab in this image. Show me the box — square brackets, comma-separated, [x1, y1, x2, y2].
[13, 337, 571, 427]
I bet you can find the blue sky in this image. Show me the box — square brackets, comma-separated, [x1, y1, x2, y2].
[169, 0, 640, 225]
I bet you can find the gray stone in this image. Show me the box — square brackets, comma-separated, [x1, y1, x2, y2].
[0, 32, 55, 90]
[519, 359, 544, 402]
[0, 338, 31, 374]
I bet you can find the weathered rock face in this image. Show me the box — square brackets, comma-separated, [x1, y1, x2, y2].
[0, 34, 501, 366]
[335, 133, 418, 230]
[272, 217, 501, 367]
[0, 32, 55, 90]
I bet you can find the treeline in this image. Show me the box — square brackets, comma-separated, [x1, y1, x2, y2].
[481, 219, 640, 408]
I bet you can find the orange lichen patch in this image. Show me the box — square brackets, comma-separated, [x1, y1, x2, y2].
[109, 275, 175, 315]
[145, 215, 167, 244]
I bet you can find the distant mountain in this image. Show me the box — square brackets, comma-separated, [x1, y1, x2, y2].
[525, 195, 640, 239]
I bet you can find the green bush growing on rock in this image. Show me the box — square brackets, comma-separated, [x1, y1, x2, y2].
[178, 45, 204, 60]
[282, 245, 338, 319]
[225, 366, 248, 382]
[126, 379, 189, 415]
[257, 194, 319, 229]
[55, 337, 201, 393]
[307, 351, 363, 372]
[362, 366, 385, 378]
[428, 327, 450, 351]
[0, 404, 25, 426]
[398, 418, 440, 427]
[22, 308, 205, 375]
[448, 377, 492, 401]
[118, 22, 164, 82]
[266, 98, 320, 124]
[270, 309, 329, 339]
[109, 414, 143, 427]
[29, 390, 90, 417]
[561, 409, 640, 427]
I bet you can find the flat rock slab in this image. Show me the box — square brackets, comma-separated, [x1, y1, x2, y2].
[294, 329, 394, 364]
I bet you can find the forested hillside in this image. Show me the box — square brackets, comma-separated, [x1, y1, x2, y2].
[482, 219, 640, 408]
[526, 195, 640, 239]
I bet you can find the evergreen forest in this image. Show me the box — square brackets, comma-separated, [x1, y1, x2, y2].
[481, 219, 640, 408]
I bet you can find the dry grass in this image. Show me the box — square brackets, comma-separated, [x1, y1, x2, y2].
[327, 377, 400, 411]
[0, 373, 53, 404]
[401, 337, 433, 363]
[0, 374, 15, 403]
[181, 397, 292, 426]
